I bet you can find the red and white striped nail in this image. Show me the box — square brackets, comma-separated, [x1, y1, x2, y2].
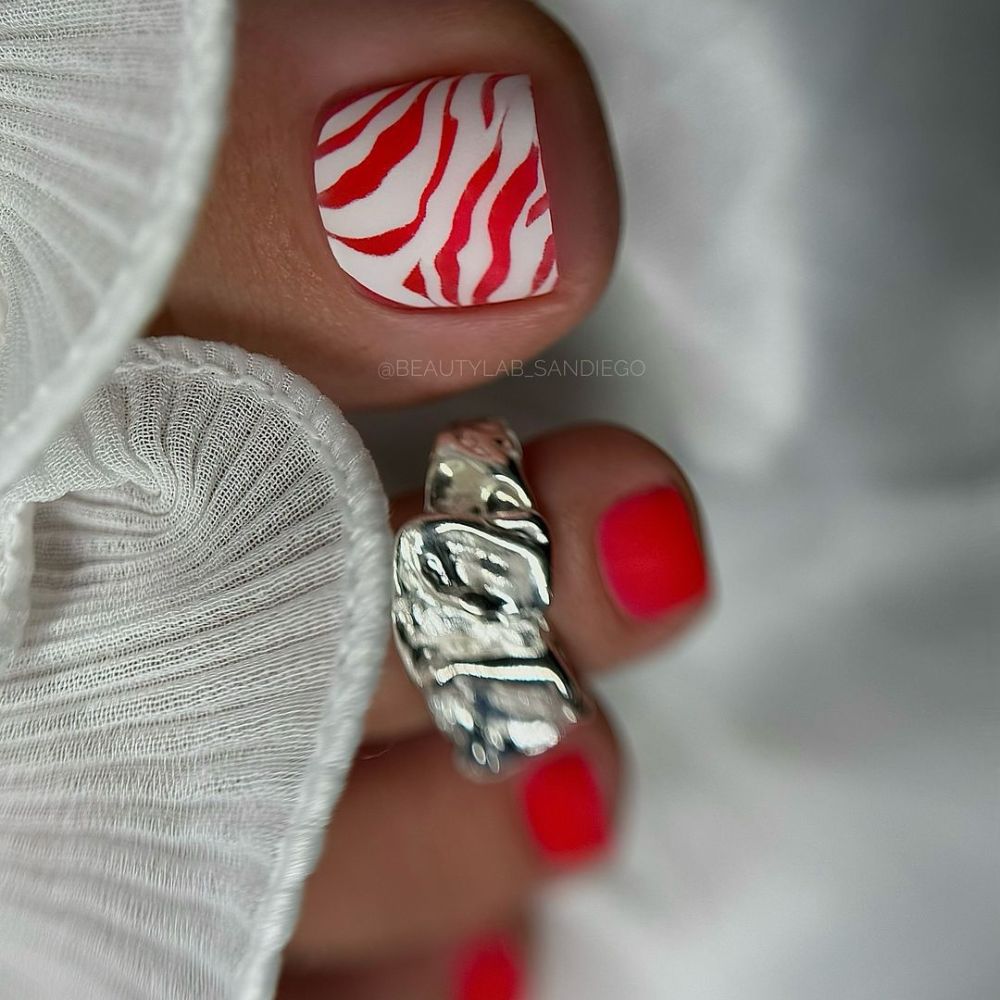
[313, 73, 557, 309]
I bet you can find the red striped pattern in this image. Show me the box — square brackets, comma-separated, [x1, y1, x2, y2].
[314, 74, 558, 308]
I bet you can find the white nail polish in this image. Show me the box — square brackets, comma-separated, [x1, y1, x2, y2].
[314, 74, 557, 309]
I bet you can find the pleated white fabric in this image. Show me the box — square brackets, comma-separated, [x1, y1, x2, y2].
[0, 336, 391, 1000]
[0, 5, 401, 997]
[0, 0, 232, 495]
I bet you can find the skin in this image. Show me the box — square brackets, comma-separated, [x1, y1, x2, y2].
[152, 1, 712, 995]
[160, 0, 619, 407]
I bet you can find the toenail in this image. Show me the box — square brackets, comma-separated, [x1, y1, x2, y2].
[313, 74, 557, 309]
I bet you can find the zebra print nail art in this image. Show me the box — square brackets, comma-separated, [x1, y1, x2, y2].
[314, 74, 557, 309]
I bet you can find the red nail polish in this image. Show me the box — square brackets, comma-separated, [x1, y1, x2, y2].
[521, 751, 610, 863]
[454, 933, 523, 1000]
[596, 484, 708, 621]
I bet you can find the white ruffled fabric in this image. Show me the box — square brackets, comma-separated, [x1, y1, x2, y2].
[0, 0, 231, 494]
[0, 4, 403, 997]
[0, 336, 390, 999]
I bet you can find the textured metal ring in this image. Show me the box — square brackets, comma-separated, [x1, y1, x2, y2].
[392, 419, 592, 778]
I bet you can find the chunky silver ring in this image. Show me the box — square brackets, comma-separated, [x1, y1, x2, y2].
[392, 419, 592, 779]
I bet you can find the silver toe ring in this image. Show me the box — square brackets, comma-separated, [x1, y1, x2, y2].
[392, 419, 592, 779]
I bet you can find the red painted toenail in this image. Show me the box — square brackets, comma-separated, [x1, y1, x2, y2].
[596, 484, 708, 621]
[454, 932, 524, 1000]
[521, 751, 610, 864]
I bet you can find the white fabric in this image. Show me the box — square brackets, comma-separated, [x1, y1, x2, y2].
[0, 336, 390, 999]
[0, 0, 232, 495]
